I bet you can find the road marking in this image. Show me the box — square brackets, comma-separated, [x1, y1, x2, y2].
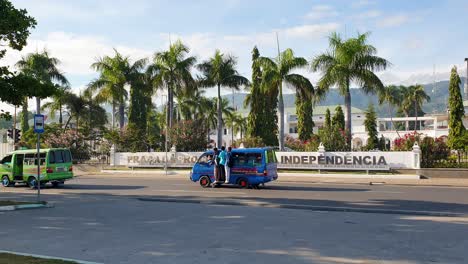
[366, 191, 403, 194]
[156, 189, 247, 195]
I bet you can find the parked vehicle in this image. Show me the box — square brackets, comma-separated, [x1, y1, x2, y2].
[190, 147, 278, 188]
[0, 148, 74, 188]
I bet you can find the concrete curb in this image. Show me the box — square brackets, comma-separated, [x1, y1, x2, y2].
[138, 197, 463, 217]
[0, 250, 102, 264]
[0, 203, 51, 212]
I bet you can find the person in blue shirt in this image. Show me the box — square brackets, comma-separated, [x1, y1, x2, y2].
[218, 146, 227, 183]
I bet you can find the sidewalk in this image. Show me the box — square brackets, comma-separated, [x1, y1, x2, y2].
[91, 169, 468, 187]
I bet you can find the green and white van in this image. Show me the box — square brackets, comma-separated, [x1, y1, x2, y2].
[1, 148, 74, 188]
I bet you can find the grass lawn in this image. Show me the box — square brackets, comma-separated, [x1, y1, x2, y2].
[0, 253, 77, 264]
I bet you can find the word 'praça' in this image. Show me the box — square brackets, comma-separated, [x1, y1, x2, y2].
[280, 155, 387, 166]
[127, 155, 199, 165]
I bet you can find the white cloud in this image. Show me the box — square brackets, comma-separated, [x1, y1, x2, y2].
[358, 10, 382, 19]
[304, 5, 338, 20]
[282, 23, 340, 38]
[2, 32, 152, 76]
[352, 0, 375, 8]
[378, 64, 467, 86]
[377, 14, 410, 28]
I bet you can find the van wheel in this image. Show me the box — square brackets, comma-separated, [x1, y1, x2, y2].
[28, 177, 37, 189]
[2, 176, 13, 187]
[199, 176, 211, 188]
[238, 178, 249, 188]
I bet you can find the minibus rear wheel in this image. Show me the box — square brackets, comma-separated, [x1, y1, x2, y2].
[27, 177, 37, 189]
[237, 178, 249, 188]
[199, 176, 211, 188]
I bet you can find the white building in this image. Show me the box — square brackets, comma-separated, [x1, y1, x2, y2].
[211, 103, 468, 150]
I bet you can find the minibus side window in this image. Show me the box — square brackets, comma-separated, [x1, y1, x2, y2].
[1, 155, 12, 164]
[49, 151, 56, 164]
[232, 153, 246, 166]
[55, 151, 64, 163]
[24, 154, 35, 166]
[246, 153, 262, 167]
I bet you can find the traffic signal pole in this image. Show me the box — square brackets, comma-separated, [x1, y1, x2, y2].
[13, 105, 16, 150]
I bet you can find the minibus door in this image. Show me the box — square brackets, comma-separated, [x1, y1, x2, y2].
[13, 154, 24, 180]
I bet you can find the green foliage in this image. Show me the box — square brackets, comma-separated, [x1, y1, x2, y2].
[447, 66, 466, 150]
[20, 99, 29, 131]
[364, 104, 378, 150]
[324, 108, 331, 128]
[246, 46, 265, 140]
[297, 93, 314, 141]
[169, 120, 208, 151]
[233, 136, 265, 148]
[420, 137, 450, 168]
[153, 40, 197, 134]
[311, 32, 389, 146]
[318, 126, 348, 151]
[0, 0, 36, 105]
[258, 48, 314, 150]
[331, 105, 345, 131]
[197, 49, 249, 147]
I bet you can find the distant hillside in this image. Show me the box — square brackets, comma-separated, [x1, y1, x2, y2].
[224, 78, 467, 117]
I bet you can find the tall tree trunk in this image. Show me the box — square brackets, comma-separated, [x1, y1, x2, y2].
[217, 83, 223, 148]
[389, 103, 400, 138]
[59, 101, 63, 128]
[111, 101, 116, 130]
[414, 100, 418, 132]
[119, 102, 125, 131]
[278, 82, 284, 150]
[405, 111, 409, 131]
[21, 98, 29, 132]
[167, 87, 174, 148]
[344, 87, 352, 149]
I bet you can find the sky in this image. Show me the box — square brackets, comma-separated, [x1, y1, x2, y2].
[2, 0, 468, 111]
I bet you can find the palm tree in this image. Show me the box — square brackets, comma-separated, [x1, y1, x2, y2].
[16, 49, 69, 113]
[225, 112, 248, 145]
[87, 49, 146, 131]
[258, 48, 314, 150]
[378, 85, 402, 137]
[401, 85, 430, 131]
[197, 50, 249, 147]
[311, 32, 389, 147]
[152, 40, 197, 136]
[42, 85, 70, 127]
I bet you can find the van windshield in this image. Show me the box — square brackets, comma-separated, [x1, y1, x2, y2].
[1, 155, 12, 164]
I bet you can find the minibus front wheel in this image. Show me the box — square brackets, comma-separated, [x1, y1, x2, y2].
[199, 176, 211, 188]
[2, 176, 13, 187]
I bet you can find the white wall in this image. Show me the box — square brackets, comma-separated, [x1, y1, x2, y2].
[113, 150, 419, 169]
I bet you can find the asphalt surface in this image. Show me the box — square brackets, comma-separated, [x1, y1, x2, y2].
[1, 174, 468, 263]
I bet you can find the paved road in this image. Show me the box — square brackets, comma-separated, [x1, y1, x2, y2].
[3, 174, 468, 215]
[1, 174, 468, 263]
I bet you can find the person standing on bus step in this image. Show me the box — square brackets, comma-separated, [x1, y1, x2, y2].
[218, 146, 227, 183]
[212, 148, 219, 185]
[225, 147, 232, 183]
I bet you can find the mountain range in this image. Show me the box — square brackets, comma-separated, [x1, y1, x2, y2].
[224, 78, 467, 117]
